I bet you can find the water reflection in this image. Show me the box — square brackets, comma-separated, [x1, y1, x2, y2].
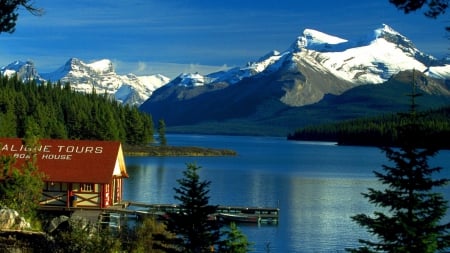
[123, 135, 450, 253]
[285, 177, 377, 251]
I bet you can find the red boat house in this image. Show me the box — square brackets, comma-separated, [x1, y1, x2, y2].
[0, 138, 128, 209]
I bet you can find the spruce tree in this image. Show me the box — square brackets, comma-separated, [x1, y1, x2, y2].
[0, 0, 43, 34]
[220, 222, 253, 253]
[349, 76, 450, 252]
[158, 119, 167, 146]
[164, 163, 222, 253]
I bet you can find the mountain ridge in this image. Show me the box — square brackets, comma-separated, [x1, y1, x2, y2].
[140, 24, 450, 135]
[2, 24, 450, 136]
[1, 58, 170, 106]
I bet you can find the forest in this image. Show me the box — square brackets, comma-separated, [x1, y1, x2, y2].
[287, 106, 450, 149]
[0, 75, 154, 146]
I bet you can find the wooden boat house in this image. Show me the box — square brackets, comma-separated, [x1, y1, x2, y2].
[0, 138, 128, 209]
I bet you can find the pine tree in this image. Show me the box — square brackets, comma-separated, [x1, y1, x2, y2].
[125, 106, 145, 145]
[0, 110, 17, 137]
[158, 119, 167, 146]
[349, 75, 450, 252]
[132, 216, 175, 253]
[164, 163, 222, 253]
[221, 222, 253, 253]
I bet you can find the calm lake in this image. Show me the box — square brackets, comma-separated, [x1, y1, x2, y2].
[123, 134, 450, 253]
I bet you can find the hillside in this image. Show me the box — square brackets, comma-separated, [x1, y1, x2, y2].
[287, 106, 450, 149]
[162, 70, 450, 136]
[0, 75, 153, 145]
[140, 25, 450, 136]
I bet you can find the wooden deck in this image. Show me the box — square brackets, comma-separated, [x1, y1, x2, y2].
[105, 201, 280, 225]
[38, 201, 280, 228]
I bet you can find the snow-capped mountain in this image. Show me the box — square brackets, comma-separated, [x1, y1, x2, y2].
[40, 58, 170, 105]
[165, 24, 448, 93]
[1, 58, 170, 106]
[0, 60, 42, 82]
[141, 24, 450, 135]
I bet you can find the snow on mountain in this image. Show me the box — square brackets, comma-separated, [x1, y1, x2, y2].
[291, 28, 348, 52]
[167, 50, 288, 87]
[39, 58, 170, 105]
[169, 24, 449, 90]
[1, 58, 169, 106]
[301, 24, 432, 84]
[87, 59, 114, 74]
[287, 24, 448, 84]
[426, 65, 450, 79]
[0, 60, 42, 81]
[170, 73, 207, 87]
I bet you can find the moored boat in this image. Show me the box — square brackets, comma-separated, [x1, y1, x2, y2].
[216, 213, 261, 223]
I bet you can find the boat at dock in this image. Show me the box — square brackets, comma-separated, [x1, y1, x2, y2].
[109, 201, 279, 225]
[216, 213, 262, 223]
[215, 205, 279, 224]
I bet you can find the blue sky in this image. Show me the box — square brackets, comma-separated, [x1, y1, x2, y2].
[1, 0, 448, 78]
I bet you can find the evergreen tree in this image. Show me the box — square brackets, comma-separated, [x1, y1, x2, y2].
[0, 0, 43, 34]
[132, 216, 175, 253]
[158, 119, 167, 146]
[0, 75, 154, 145]
[349, 83, 450, 252]
[389, 0, 450, 32]
[141, 113, 154, 145]
[164, 163, 222, 253]
[0, 110, 17, 137]
[220, 222, 253, 253]
[125, 106, 145, 145]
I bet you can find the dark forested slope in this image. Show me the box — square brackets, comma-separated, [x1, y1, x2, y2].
[288, 106, 450, 149]
[0, 75, 154, 145]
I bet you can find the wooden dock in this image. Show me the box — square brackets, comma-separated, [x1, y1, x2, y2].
[105, 201, 279, 225]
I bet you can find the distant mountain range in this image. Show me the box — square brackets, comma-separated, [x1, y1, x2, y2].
[140, 24, 450, 135]
[2, 24, 450, 136]
[0, 58, 170, 106]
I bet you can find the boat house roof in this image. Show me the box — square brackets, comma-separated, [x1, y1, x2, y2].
[0, 138, 128, 184]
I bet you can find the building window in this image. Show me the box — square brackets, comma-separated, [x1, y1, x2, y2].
[80, 183, 94, 192]
[46, 182, 58, 191]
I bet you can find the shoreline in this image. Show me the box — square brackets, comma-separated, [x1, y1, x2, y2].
[123, 144, 237, 157]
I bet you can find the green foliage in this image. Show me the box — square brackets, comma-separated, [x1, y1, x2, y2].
[349, 111, 450, 252]
[288, 106, 450, 149]
[389, 0, 449, 18]
[158, 119, 167, 146]
[0, 0, 43, 34]
[131, 216, 175, 253]
[0, 75, 154, 145]
[220, 222, 253, 253]
[0, 139, 45, 228]
[51, 218, 121, 253]
[163, 163, 223, 253]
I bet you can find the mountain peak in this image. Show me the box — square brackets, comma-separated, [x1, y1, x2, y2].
[171, 72, 206, 87]
[0, 60, 40, 81]
[87, 59, 114, 74]
[302, 29, 348, 45]
[290, 28, 348, 52]
[371, 24, 416, 50]
[28, 58, 170, 105]
[61, 58, 114, 74]
[375, 24, 399, 36]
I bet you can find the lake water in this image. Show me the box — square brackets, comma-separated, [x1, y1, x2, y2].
[123, 134, 450, 253]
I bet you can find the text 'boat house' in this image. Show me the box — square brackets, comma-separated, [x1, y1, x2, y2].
[0, 138, 128, 209]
